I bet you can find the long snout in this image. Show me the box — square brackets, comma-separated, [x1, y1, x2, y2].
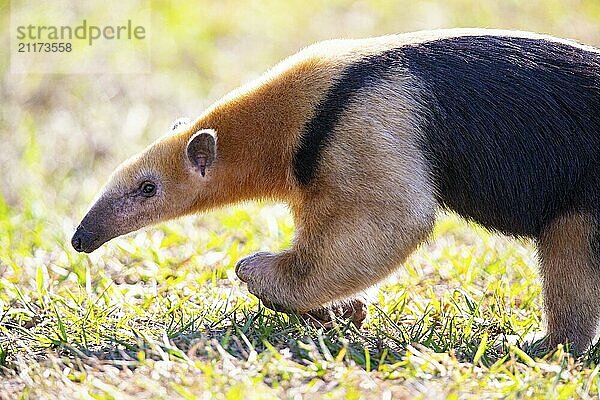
[71, 192, 146, 253]
[71, 197, 117, 253]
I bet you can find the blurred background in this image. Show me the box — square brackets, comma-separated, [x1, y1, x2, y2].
[0, 0, 600, 347]
[2, 0, 600, 237]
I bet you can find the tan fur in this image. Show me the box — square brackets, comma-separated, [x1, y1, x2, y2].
[537, 214, 600, 353]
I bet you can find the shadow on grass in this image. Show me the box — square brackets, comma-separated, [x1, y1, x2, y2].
[48, 304, 515, 371]
[4, 302, 600, 378]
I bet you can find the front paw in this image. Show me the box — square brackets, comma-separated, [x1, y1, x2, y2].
[235, 251, 274, 284]
[235, 252, 300, 311]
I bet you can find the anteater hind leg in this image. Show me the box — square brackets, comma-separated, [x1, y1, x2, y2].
[537, 213, 600, 353]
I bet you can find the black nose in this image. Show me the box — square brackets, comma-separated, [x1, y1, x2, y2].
[72, 235, 83, 252]
[71, 224, 103, 253]
[71, 226, 94, 253]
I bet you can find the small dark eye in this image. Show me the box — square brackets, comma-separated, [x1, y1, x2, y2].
[140, 181, 157, 197]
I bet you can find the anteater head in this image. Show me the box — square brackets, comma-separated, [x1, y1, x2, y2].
[71, 119, 217, 253]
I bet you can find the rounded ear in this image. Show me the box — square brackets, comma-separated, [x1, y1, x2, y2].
[186, 129, 216, 177]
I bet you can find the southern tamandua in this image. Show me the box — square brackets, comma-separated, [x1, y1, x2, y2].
[72, 29, 600, 353]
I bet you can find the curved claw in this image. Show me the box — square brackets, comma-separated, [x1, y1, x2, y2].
[303, 299, 368, 327]
[261, 298, 368, 328]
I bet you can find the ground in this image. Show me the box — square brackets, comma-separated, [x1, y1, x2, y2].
[2, 1, 600, 399]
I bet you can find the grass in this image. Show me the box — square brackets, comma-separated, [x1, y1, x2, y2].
[4, 198, 600, 399]
[2, 0, 600, 398]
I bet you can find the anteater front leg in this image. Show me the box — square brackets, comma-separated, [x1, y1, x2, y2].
[235, 93, 436, 320]
[537, 213, 600, 353]
[236, 180, 436, 318]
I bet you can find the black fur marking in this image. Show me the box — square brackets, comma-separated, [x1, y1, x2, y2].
[294, 35, 600, 238]
[293, 54, 397, 185]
